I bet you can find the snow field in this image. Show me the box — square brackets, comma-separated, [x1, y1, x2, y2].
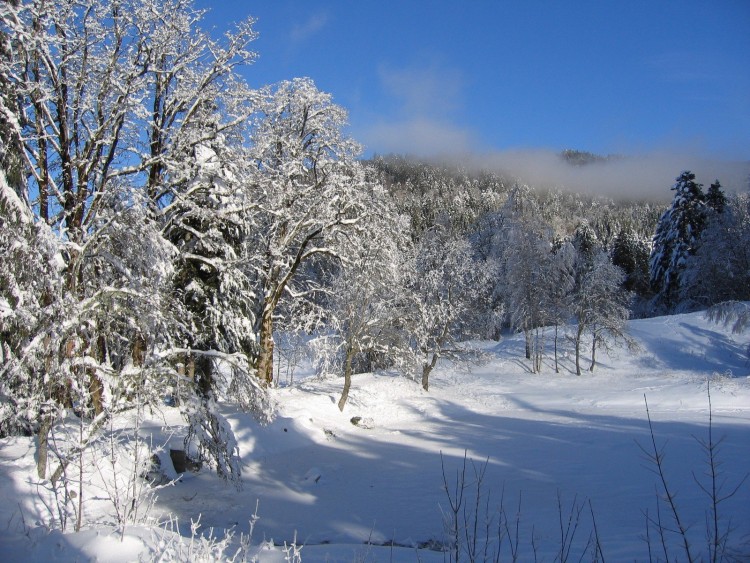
[1, 310, 749, 561]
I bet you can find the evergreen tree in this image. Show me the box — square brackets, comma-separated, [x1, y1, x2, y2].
[164, 133, 259, 401]
[705, 180, 726, 214]
[650, 171, 707, 311]
[683, 193, 750, 307]
[612, 228, 651, 296]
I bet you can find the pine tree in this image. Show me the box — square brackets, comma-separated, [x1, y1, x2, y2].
[650, 171, 707, 311]
[705, 180, 726, 214]
[683, 193, 750, 307]
[612, 228, 651, 296]
[164, 134, 259, 402]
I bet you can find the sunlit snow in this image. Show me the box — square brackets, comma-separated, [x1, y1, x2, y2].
[1, 310, 748, 561]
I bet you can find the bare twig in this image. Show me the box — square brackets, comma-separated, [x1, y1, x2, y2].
[639, 395, 695, 563]
[691, 382, 748, 563]
[588, 499, 605, 563]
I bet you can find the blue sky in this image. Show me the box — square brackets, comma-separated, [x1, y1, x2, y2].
[195, 1, 749, 164]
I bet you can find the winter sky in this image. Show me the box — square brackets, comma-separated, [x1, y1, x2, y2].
[196, 1, 750, 195]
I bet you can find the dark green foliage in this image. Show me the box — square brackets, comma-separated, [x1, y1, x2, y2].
[705, 180, 726, 214]
[650, 171, 707, 311]
[612, 229, 651, 296]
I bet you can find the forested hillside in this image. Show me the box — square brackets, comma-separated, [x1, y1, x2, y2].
[1, 1, 749, 559]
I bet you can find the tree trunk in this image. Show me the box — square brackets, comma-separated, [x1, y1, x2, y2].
[533, 328, 543, 373]
[575, 324, 584, 376]
[422, 364, 431, 392]
[422, 353, 439, 391]
[174, 359, 185, 407]
[524, 330, 531, 359]
[337, 345, 355, 412]
[589, 334, 597, 372]
[88, 368, 104, 416]
[36, 414, 53, 479]
[257, 304, 275, 386]
[31, 14, 49, 222]
[194, 353, 213, 400]
[554, 323, 560, 373]
[132, 333, 146, 367]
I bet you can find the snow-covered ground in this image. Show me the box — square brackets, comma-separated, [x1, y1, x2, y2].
[1, 311, 749, 561]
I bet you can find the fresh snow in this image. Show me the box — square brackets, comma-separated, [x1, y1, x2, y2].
[1, 310, 748, 561]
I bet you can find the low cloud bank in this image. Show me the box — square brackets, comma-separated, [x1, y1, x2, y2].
[462, 150, 749, 202]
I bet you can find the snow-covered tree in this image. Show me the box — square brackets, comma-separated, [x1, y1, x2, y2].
[547, 239, 575, 373]
[505, 214, 554, 371]
[705, 180, 727, 214]
[0, 163, 185, 481]
[650, 171, 707, 311]
[406, 226, 491, 391]
[0, 169, 65, 442]
[163, 133, 259, 385]
[486, 184, 538, 333]
[161, 132, 272, 483]
[133, 0, 258, 206]
[707, 301, 750, 335]
[570, 223, 632, 375]
[247, 78, 370, 386]
[0, 0, 262, 484]
[0, 28, 24, 200]
[683, 192, 750, 307]
[313, 187, 412, 410]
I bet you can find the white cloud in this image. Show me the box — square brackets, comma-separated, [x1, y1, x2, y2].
[364, 117, 475, 157]
[378, 63, 464, 117]
[289, 13, 328, 43]
[361, 62, 477, 156]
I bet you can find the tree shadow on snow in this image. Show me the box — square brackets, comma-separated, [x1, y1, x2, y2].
[630, 319, 748, 376]
[150, 385, 749, 559]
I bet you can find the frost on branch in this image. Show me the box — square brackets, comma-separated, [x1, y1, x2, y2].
[406, 224, 492, 391]
[184, 396, 242, 484]
[0, 171, 66, 437]
[247, 78, 369, 386]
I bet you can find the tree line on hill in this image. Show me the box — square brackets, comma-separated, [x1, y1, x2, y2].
[1, 0, 748, 491]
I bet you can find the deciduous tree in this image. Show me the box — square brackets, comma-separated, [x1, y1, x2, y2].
[247, 78, 369, 386]
[406, 226, 491, 390]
